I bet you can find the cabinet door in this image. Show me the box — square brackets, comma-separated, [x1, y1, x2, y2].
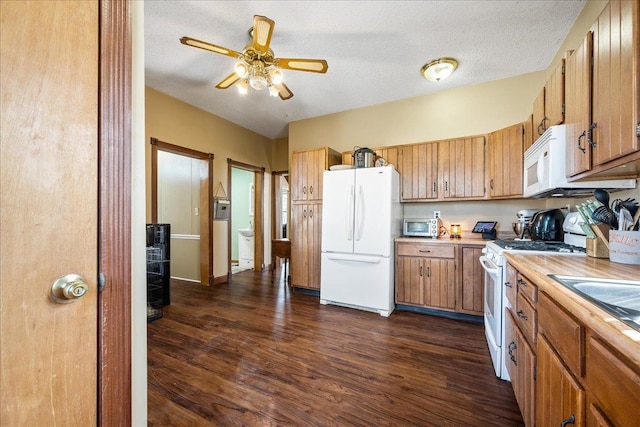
[395, 256, 424, 305]
[290, 204, 309, 287]
[459, 246, 483, 315]
[375, 146, 398, 169]
[291, 149, 328, 202]
[290, 151, 307, 201]
[592, 0, 640, 166]
[546, 58, 565, 127]
[488, 124, 523, 199]
[307, 205, 322, 289]
[398, 143, 438, 201]
[505, 310, 518, 384]
[516, 328, 536, 427]
[533, 88, 546, 136]
[424, 258, 456, 310]
[523, 114, 535, 152]
[440, 136, 485, 199]
[536, 334, 584, 427]
[565, 32, 593, 177]
[291, 203, 322, 289]
[342, 151, 353, 166]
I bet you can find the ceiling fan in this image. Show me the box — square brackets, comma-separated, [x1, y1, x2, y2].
[180, 15, 328, 100]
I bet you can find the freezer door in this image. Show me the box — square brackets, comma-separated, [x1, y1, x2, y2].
[320, 253, 394, 316]
[353, 167, 396, 257]
[321, 169, 355, 254]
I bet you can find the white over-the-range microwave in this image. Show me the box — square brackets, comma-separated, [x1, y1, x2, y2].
[523, 125, 636, 198]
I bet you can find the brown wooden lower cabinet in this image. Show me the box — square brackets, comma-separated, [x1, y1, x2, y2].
[536, 334, 584, 427]
[505, 310, 536, 427]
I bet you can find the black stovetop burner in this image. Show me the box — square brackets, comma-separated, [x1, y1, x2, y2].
[493, 239, 586, 253]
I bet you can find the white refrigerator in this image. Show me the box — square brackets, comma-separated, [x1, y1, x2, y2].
[320, 166, 402, 317]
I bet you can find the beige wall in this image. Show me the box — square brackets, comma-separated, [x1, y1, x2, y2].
[145, 87, 274, 278]
[287, 0, 620, 234]
[271, 137, 289, 172]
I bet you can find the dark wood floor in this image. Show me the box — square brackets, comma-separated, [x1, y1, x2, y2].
[147, 269, 524, 426]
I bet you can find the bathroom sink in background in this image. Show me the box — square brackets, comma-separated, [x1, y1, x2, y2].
[238, 228, 254, 237]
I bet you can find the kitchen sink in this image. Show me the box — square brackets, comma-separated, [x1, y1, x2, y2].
[548, 275, 640, 331]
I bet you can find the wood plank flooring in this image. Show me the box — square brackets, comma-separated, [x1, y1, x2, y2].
[148, 270, 524, 426]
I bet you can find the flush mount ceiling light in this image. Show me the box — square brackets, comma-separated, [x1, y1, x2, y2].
[180, 15, 328, 100]
[421, 57, 458, 82]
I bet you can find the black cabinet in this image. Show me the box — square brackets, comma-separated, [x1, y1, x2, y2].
[146, 224, 170, 322]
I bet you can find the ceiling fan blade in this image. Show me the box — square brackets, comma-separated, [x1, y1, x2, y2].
[215, 72, 241, 89]
[180, 36, 241, 58]
[252, 15, 275, 53]
[274, 58, 328, 74]
[274, 82, 293, 100]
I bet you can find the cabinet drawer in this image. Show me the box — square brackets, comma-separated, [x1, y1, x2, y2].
[396, 243, 455, 258]
[517, 272, 537, 303]
[538, 292, 584, 376]
[514, 293, 537, 345]
[586, 336, 640, 427]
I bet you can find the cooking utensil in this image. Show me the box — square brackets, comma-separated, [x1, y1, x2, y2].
[594, 189, 611, 208]
[592, 205, 618, 229]
[618, 207, 633, 231]
[611, 197, 639, 218]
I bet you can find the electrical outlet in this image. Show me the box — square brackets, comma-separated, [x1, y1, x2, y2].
[434, 211, 441, 219]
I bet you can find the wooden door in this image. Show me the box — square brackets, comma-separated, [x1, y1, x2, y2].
[290, 204, 308, 287]
[565, 32, 593, 177]
[441, 137, 485, 199]
[489, 124, 523, 199]
[533, 88, 546, 136]
[424, 259, 456, 310]
[536, 335, 584, 427]
[545, 59, 566, 127]
[459, 246, 484, 315]
[395, 256, 424, 305]
[523, 114, 535, 152]
[592, 0, 639, 166]
[399, 143, 438, 201]
[1, 1, 99, 425]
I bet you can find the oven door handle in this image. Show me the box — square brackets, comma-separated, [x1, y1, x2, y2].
[479, 256, 500, 276]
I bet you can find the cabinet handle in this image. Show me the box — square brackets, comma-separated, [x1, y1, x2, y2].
[505, 281, 512, 288]
[517, 310, 528, 321]
[433, 182, 437, 193]
[508, 340, 518, 366]
[309, 209, 313, 219]
[445, 181, 448, 192]
[419, 266, 423, 277]
[517, 278, 526, 287]
[587, 122, 597, 148]
[560, 415, 575, 427]
[419, 250, 431, 253]
[490, 178, 494, 190]
[310, 186, 313, 195]
[577, 130, 587, 153]
[426, 266, 431, 277]
[303, 185, 307, 195]
[303, 209, 307, 219]
[538, 116, 548, 135]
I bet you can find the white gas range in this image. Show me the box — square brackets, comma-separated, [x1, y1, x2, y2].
[480, 215, 587, 381]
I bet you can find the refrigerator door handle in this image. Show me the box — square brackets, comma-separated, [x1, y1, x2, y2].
[355, 185, 365, 241]
[347, 184, 355, 241]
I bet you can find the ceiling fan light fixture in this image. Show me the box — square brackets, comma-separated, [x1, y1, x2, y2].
[269, 68, 283, 85]
[249, 74, 268, 90]
[268, 85, 279, 97]
[237, 79, 249, 94]
[421, 58, 458, 82]
[234, 61, 249, 78]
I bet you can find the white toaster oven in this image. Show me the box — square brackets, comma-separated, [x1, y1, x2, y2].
[403, 218, 442, 238]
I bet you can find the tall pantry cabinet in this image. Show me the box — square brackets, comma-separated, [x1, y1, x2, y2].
[290, 147, 341, 290]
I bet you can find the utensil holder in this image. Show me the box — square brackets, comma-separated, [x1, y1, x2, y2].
[609, 231, 640, 265]
[586, 237, 609, 259]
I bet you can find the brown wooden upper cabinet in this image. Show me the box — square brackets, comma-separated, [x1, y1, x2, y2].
[523, 114, 535, 152]
[488, 123, 524, 199]
[533, 59, 566, 137]
[566, 0, 640, 179]
[290, 147, 340, 202]
[341, 146, 399, 169]
[439, 136, 485, 199]
[398, 142, 439, 201]
[565, 31, 593, 177]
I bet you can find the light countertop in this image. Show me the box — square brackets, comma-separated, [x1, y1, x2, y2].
[503, 252, 640, 367]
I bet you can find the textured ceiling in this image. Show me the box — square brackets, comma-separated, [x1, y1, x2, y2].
[145, 1, 586, 140]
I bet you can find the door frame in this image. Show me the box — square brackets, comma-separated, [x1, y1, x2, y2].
[99, 0, 132, 424]
[271, 170, 289, 240]
[150, 138, 215, 285]
[227, 158, 265, 279]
